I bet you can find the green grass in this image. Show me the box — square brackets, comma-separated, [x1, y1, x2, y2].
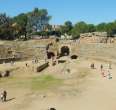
[31, 75, 62, 90]
[0, 75, 63, 91]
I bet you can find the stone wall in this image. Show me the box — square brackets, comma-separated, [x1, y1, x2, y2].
[79, 32, 114, 43]
[80, 32, 107, 38]
[0, 57, 21, 64]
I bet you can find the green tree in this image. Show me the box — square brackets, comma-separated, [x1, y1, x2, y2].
[88, 24, 96, 32]
[73, 21, 89, 33]
[13, 13, 28, 39]
[71, 21, 89, 39]
[96, 21, 116, 37]
[60, 21, 73, 35]
[96, 23, 107, 32]
[0, 13, 14, 40]
[27, 8, 51, 33]
[71, 28, 80, 39]
[105, 22, 116, 37]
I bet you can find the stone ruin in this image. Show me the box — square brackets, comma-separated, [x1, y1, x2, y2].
[80, 32, 107, 38]
[46, 40, 73, 59]
[0, 45, 22, 64]
[0, 70, 10, 78]
[80, 32, 115, 43]
[0, 44, 22, 59]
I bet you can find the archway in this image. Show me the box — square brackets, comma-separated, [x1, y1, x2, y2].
[47, 51, 55, 59]
[60, 46, 70, 56]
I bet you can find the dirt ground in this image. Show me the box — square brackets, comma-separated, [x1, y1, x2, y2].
[0, 41, 116, 110]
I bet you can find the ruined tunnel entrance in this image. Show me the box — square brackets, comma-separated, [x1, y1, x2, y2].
[60, 46, 70, 56]
[47, 51, 55, 59]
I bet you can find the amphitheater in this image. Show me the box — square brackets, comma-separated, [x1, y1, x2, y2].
[0, 37, 116, 110]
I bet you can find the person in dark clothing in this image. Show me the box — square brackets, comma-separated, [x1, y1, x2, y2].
[0, 72, 2, 78]
[3, 90, 7, 102]
[90, 63, 94, 69]
[100, 64, 103, 71]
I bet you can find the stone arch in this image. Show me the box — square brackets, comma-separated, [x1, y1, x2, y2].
[47, 51, 55, 59]
[59, 44, 71, 56]
[60, 46, 70, 56]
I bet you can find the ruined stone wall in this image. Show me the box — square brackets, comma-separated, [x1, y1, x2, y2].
[80, 32, 110, 43]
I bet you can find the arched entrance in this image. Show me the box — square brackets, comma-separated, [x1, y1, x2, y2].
[47, 51, 55, 59]
[60, 46, 70, 56]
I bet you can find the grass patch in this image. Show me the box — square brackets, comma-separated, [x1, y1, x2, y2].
[31, 75, 62, 90]
[0, 75, 63, 91]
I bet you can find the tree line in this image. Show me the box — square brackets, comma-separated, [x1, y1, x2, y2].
[60, 21, 116, 39]
[0, 8, 116, 40]
[0, 8, 51, 40]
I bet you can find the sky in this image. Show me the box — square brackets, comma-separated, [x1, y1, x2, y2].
[0, 0, 116, 25]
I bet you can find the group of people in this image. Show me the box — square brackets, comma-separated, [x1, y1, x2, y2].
[0, 90, 7, 102]
[100, 64, 112, 79]
[90, 63, 112, 79]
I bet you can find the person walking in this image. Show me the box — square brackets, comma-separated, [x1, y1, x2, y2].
[100, 64, 103, 71]
[90, 63, 94, 69]
[3, 90, 7, 102]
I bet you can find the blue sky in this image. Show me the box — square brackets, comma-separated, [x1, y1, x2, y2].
[0, 0, 116, 25]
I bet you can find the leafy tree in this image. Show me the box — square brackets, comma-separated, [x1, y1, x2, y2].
[105, 22, 116, 37]
[71, 21, 89, 39]
[13, 13, 28, 39]
[88, 24, 96, 32]
[96, 23, 107, 32]
[0, 13, 14, 40]
[12, 8, 51, 40]
[60, 21, 73, 35]
[73, 21, 89, 33]
[27, 8, 51, 33]
[96, 21, 116, 37]
[71, 28, 80, 39]
[64, 21, 73, 30]
[111, 21, 116, 36]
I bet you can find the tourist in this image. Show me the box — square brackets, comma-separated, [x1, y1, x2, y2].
[0, 90, 7, 102]
[25, 63, 28, 67]
[25, 63, 29, 67]
[108, 63, 112, 69]
[10, 61, 14, 66]
[100, 64, 103, 71]
[0, 92, 4, 102]
[3, 90, 7, 102]
[66, 68, 70, 73]
[90, 63, 94, 69]
[107, 70, 112, 79]
[0, 72, 2, 78]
